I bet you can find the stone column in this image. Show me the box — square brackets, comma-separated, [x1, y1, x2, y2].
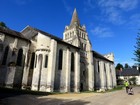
[94, 59, 100, 89]
[87, 51, 94, 91]
[46, 39, 57, 92]
[106, 63, 112, 89]
[74, 51, 80, 92]
[99, 61, 105, 91]
[65, 48, 71, 92]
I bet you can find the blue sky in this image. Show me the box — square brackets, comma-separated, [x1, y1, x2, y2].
[1, 0, 140, 66]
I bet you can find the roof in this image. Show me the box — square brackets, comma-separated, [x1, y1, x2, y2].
[70, 8, 80, 27]
[92, 50, 114, 63]
[116, 68, 140, 76]
[0, 26, 30, 42]
[22, 26, 80, 50]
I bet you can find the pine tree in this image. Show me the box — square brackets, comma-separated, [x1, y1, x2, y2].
[133, 31, 140, 66]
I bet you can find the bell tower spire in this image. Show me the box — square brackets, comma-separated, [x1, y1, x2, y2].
[63, 8, 92, 51]
[70, 8, 80, 27]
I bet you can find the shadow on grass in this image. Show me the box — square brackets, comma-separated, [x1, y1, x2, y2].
[0, 87, 52, 99]
[0, 97, 90, 105]
[0, 87, 91, 105]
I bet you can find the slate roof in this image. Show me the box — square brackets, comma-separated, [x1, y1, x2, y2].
[0, 26, 30, 42]
[92, 50, 114, 63]
[116, 68, 140, 76]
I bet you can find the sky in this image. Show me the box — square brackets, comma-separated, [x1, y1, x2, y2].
[1, 0, 140, 66]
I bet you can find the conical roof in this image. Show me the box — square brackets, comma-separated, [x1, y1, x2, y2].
[70, 8, 80, 26]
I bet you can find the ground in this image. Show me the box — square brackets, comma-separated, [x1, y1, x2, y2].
[0, 87, 140, 105]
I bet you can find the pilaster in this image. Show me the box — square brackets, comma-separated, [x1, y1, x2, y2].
[87, 51, 94, 91]
[99, 61, 105, 90]
[46, 39, 57, 92]
[74, 51, 80, 92]
[65, 48, 71, 92]
[106, 63, 112, 89]
[31, 53, 40, 91]
[111, 64, 117, 87]
[22, 52, 30, 89]
[5, 67, 16, 88]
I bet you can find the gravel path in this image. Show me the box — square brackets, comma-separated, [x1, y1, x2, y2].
[0, 87, 140, 105]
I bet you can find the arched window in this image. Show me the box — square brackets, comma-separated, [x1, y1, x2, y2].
[58, 49, 63, 70]
[44, 55, 48, 68]
[65, 34, 67, 39]
[73, 31, 74, 36]
[0, 43, 3, 52]
[84, 44, 86, 50]
[34, 55, 37, 68]
[30, 52, 35, 69]
[16, 48, 23, 66]
[97, 61, 100, 73]
[2, 46, 9, 65]
[71, 53, 75, 72]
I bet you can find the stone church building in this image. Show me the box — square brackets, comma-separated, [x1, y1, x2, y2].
[0, 9, 116, 92]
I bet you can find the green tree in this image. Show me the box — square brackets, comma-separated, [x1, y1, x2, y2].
[124, 63, 130, 68]
[115, 63, 124, 70]
[133, 31, 140, 66]
[0, 22, 7, 28]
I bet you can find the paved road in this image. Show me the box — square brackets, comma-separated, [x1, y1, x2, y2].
[0, 87, 140, 105]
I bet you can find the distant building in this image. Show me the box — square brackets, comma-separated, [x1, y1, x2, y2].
[0, 9, 116, 92]
[116, 68, 140, 85]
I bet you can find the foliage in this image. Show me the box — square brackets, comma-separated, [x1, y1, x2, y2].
[133, 31, 140, 66]
[117, 78, 124, 85]
[129, 77, 136, 85]
[0, 21, 7, 28]
[124, 63, 130, 68]
[115, 63, 124, 70]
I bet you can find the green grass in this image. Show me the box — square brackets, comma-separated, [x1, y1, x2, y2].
[105, 85, 124, 92]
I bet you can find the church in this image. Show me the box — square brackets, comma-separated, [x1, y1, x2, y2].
[0, 9, 116, 92]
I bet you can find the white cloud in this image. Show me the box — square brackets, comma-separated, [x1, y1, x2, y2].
[129, 14, 140, 28]
[99, 0, 138, 11]
[119, 0, 138, 11]
[103, 7, 125, 24]
[98, 0, 139, 25]
[91, 26, 113, 38]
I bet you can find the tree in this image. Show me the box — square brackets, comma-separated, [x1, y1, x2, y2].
[115, 63, 123, 70]
[0, 22, 7, 28]
[124, 63, 130, 69]
[133, 31, 140, 66]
